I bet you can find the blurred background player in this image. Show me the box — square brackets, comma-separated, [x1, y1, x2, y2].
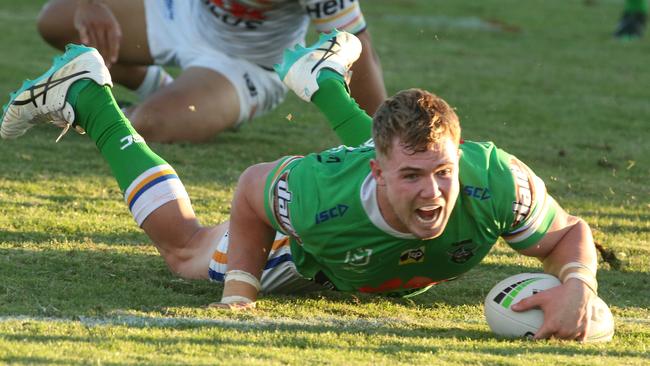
[36, 0, 386, 143]
[614, 0, 647, 39]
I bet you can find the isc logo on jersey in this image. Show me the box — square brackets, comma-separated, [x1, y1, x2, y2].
[315, 204, 348, 224]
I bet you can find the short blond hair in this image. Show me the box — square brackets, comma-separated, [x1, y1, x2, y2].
[372, 89, 461, 156]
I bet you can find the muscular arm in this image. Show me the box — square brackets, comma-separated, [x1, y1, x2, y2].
[512, 204, 599, 340]
[348, 30, 387, 116]
[212, 162, 278, 308]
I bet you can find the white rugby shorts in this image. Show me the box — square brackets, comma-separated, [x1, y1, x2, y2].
[144, 0, 287, 126]
[208, 231, 327, 294]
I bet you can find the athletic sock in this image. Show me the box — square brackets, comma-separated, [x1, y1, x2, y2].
[311, 70, 372, 147]
[66, 79, 190, 225]
[626, 0, 648, 13]
[135, 65, 173, 100]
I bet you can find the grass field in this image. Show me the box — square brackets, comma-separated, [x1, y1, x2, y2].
[1, 0, 649, 364]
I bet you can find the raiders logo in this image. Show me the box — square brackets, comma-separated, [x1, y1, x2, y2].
[447, 239, 477, 264]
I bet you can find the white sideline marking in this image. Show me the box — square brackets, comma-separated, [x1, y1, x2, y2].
[0, 315, 648, 328]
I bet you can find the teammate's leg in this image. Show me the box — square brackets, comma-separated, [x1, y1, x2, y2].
[127, 67, 241, 143]
[1, 45, 222, 279]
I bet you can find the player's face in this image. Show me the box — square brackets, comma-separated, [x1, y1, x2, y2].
[371, 136, 460, 240]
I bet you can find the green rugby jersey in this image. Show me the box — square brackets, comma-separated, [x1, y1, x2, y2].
[264, 141, 557, 294]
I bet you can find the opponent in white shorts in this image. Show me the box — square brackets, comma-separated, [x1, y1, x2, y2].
[208, 230, 329, 294]
[37, 0, 387, 143]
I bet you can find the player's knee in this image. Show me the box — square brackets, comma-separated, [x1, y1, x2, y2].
[129, 100, 225, 143]
[37, 1, 76, 48]
[129, 102, 177, 143]
[164, 252, 195, 279]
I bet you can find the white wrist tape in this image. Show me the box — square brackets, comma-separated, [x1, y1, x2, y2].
[563, 272, 598, 295]
[220, 295, 255, 305]
[224, 270, 261, 291]
[558, 261, 595, 281]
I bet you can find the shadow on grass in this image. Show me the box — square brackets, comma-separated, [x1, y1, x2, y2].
[0, 246, 648, 317]
[0, 246, 218, 316]
[0, 230, 147, 246]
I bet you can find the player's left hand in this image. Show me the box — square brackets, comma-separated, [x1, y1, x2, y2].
[207, 301, 256, 311]
[511, 279, 594, 341]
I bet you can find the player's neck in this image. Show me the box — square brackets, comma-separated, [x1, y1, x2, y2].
[375, 184, 410, 234]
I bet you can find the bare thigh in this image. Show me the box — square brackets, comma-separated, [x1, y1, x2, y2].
[141, 198, 229, 279]
[129, 67, 241, 143]
[38, 0, 152, 64]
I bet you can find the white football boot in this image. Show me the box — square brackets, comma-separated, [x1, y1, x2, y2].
[1, 44, 112, 141]
[274, 29, 362, 102]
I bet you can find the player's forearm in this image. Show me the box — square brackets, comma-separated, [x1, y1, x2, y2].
[219, 228, 274, 304]
[542, 218, 599, 294]
[349, 31, 387, 116]
[219, 166, 277, 305]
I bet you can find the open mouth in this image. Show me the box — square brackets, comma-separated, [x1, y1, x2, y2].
[415, 205, 442, 224]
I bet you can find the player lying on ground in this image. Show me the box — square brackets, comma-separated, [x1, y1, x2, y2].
[1, 31, 605, 341]
[35, 0, 386, 143]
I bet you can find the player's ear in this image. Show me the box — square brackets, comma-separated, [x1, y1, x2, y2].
[370, 159, 385, 186]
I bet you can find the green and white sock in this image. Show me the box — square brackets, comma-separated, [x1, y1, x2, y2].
[311, 70, 373, 147]
[67, 80, 190, 226]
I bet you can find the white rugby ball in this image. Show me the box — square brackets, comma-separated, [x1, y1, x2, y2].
[484, 273, 614, 342]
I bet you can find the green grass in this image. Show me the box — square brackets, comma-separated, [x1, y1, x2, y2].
[1, 0, 649, 364]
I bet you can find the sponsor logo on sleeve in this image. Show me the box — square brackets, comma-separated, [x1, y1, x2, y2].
[509, 158, 534, 228]
[273, 172, 302, 244]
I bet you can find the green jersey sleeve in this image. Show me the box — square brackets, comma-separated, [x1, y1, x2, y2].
[500, 154, 557, 250]
[459, 141, 557, 250]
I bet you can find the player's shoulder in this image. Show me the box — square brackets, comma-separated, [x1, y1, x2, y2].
[459, 141, 521, 205]
[459, 141, 511, 177]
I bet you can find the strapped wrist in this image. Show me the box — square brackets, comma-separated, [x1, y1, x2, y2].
[563, 272, 598, 295]
[221, 295, 255, 305]
[224, 270, 261, 291]
[558, 262, 598, 295]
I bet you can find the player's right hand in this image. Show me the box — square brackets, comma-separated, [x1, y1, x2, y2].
[74, 1, 122, 68]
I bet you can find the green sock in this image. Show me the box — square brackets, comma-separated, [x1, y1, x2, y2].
[625, 0, 648, 13]
[66, 80, 168, 193]
[312, 70, 373, 147]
